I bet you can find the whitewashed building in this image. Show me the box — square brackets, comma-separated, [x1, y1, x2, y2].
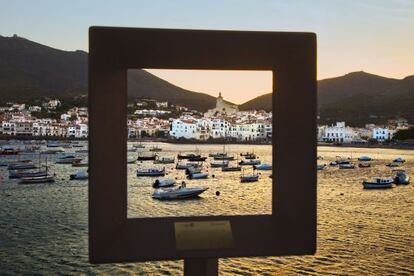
[372, 128, 392, 142]
[321, 122, 356, 143]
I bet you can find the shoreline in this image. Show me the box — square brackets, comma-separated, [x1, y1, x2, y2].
[1, 135, 414, 150]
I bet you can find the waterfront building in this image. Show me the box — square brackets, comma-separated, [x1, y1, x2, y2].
[321, 122, 356, 143]
[372, 127, 393, 142]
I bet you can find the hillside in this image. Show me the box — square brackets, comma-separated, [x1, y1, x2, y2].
[0, 35, 217, 111]
[240, 71, 414, 126]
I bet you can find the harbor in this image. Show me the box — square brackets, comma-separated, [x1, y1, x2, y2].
[1, 142, 413, 274]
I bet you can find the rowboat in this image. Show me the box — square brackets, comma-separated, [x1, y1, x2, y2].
[339, 163, 355, 169]
[137, 153, 157, 161]
[154, 157, 175, 164]
[187, 172, 209, 179]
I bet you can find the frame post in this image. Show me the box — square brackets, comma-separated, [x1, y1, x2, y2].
[184, 258, 219, 276]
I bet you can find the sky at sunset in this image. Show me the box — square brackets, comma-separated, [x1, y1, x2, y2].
[1, 0, 413, 104]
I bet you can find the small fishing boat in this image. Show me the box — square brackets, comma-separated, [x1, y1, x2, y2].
[358, 163, 371, 168]
[253, 163, 272, 170]
[154, 157, 175, 164]
[19, 175, 55, 184]
[317, 164, 327, 171]
[152, 186, 208, 200]
[127, 148, 136, 153]
[72, 161, 88, 167]
[339, 163, 355, 169]
[330, 159, 350, 166]
[210, 160, 229, 168]
[149, 145, 162, 152]
[9, 169, 47, 179]
[240, 152, 254, 157]
[70, 170, 88, 180]
[41, 148, 65, 154]
[358, 156, 373, 161]
[176, 162, 202, 170]
[386, 162, 401, 168]
[75, 149, 89, 153]
[8, 162, 37, 170]
[47, 142, 62, 148]
[393, 157, 406, 163]
[244, 153, 257, 160]
[222, 165, 241, 172]
[240, 170, 259, 183]
[239, 159, 261, 166]
[56, 155, 82, 164]
[137, 153, 157, 161]
[214, 154, 234, 161]
[0, 146, 19, 155]
[187, 172, 209, 179]
[186, 166, 202, 175]
[136, 168, 166, 177]
[153, 178, 176, 188]
[362, 178, 394, 189]
[209, 152, 226, 158]
[393, 170, 410, 185]
[188, 156, 207, 162]
[177, 153, 200, 160]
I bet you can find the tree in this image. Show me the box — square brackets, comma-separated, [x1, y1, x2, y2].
[393, 127, 414, 141]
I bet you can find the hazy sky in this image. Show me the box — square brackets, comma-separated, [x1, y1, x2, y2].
[1, 0, 413, 104]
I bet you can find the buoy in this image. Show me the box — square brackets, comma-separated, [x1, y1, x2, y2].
[216, 191, 220, 196]
[212, 174, 215, 178]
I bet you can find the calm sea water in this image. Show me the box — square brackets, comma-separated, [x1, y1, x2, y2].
[1, 142, 413, 275]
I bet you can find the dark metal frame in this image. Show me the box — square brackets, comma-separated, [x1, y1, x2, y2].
[89, 27, 317, 263]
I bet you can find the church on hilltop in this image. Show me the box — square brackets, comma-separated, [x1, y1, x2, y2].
[205, 92, 239, 117]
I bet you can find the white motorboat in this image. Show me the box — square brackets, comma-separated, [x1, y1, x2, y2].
[362, 178, 394, 189]
[153, 178, 176, 188]
[152, 186, 208, 200]
[70, 170, 88, 180]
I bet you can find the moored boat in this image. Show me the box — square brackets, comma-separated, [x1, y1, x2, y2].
[393, 157, 406, 163]
[187, 172, 209, 179]
[222, 165, 241, 172]
[358, 163, 371, 168]
[0, 146, 19, 155]
[362, 178, 394, 189]
[70, 170, 88, 180]
[8, 162, 37, 170]
[149, 145, 162, 152]
[240, 171, 259, 183]
[253, 163, 272, 170]
[56, 155, 82, 164]
[317, 164, 327, 171]
[393, 170, 410, 185]
[153, 157, 175, 164]
[137, 153, 157, 161]
[386, 162, 400, 168]
[188, 156, 207, 162]
[358, 156, 373, 161]
[152, 186, 208, 200]
[339, 163, 355, 169]
[136, 168, 166, 177]
[9, 169, 47, 179]
[177, 153, 200, 160]
[19, 175, 55, 184]
[153, 178, 176, 188]
[239, 159, 261, 166]
[210, 160, 229, 168]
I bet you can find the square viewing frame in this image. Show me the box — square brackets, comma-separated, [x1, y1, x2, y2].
[89, 27, 317, 263]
